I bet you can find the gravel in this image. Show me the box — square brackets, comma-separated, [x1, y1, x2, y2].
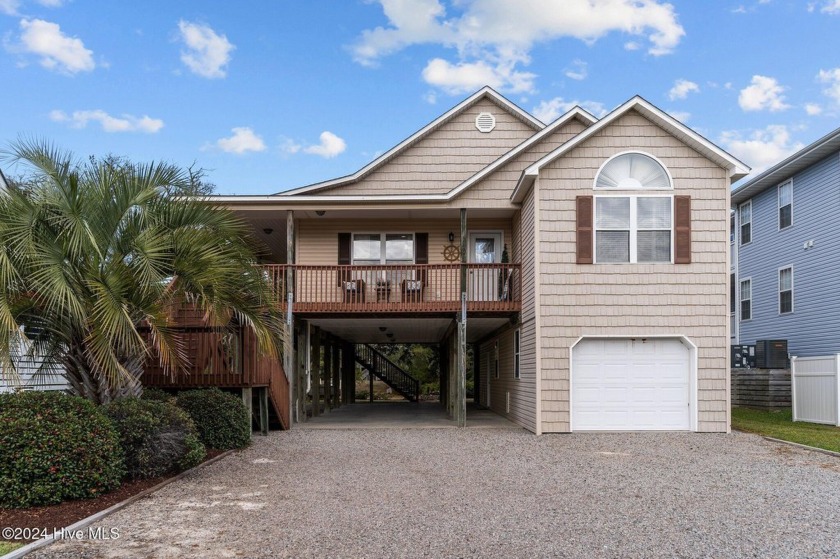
[33, 429, 840, 558]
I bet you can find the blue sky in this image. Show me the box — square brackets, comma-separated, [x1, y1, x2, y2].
[1, 0, 838, 195]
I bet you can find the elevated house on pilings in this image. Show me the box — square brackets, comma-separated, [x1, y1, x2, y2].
[147, 86, 750, 434]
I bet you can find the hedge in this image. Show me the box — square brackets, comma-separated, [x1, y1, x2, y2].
[177, 388, 251, 450]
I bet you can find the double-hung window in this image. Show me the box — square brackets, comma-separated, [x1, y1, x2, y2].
[595, 196, 672, 263]
[739, 201, 752, 245]
[740, 278, 752, 321]
[779, 267, 793, 314]
[778, 181, 792, 229]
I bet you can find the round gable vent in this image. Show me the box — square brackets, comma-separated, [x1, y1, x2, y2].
[475, 112, 496, 133]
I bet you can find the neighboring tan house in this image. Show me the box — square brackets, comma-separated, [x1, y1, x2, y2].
[732, 125, 840, 357]
[147, 87, 749, 434]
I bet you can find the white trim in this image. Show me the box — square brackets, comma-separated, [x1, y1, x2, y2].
[593, 194, 674, 264]
[778, 179, 793, 230]
[739, 200, 752, 246]
[568, 335, 699, 432]
[281, 87, 544, 196]
[778, 265, 794, 315]
[533, 178, 543, 435]
[514, 328, 521, 380]
[512, 95, 750, 203]
[592, 151, 674, 191]
[740, 277, 752, 322]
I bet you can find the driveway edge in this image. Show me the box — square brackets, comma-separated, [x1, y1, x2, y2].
[2, 449, 236, 559]
[763, 436, 840, 458]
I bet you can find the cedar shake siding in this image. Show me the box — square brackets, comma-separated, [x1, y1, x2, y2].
[535, 110, 731, 433]
[312, 98, 537, 197]
[450, 118, 589, 208]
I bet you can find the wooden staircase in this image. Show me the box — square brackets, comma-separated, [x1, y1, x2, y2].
[354, 344, 420, 402]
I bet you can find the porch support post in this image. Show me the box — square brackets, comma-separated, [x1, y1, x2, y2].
[457, 208, 467, 427]
[473, 342, 481, 408]
[241, 387, 253, 434]
[298, 323, 308, 422]
[439, 341, 448, 412]
[285, 210, 295, 424]
[323, 340, 332, 413]
[311, 326, 321, 417]
[259, 387, 269, 436]
[332, 338, 341, 408]
[342, 342, 355, 404]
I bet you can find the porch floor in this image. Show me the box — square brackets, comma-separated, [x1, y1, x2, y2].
[297, 401, 521, 430]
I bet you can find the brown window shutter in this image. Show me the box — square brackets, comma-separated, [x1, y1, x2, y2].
[414, 233, 429, 264]
[674, 195, 691, 264]
[576, 196, 593, 264]
[337, 233, 351, 286]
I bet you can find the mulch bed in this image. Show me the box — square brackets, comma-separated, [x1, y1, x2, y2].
[0, 449, 226, 543]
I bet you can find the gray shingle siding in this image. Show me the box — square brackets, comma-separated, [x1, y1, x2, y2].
[737, 151, 840, 357]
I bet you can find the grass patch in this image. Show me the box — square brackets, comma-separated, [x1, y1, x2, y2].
[0, 540, 23, 554]
[732, 407, 840, 453]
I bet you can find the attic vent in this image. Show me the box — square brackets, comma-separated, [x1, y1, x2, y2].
[475, 112, 496, 133]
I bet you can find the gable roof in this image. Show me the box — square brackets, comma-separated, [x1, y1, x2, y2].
[731, 125, 840, 205]
[280, 86, 544, 196]
[511, 96, 751, 203]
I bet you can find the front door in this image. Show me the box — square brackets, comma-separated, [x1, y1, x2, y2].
[468, 232, 502, 301]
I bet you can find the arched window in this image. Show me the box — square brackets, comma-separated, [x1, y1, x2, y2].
[595, 152, 671, 190]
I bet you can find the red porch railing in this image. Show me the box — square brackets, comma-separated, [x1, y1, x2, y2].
[263, 263, 520, 314]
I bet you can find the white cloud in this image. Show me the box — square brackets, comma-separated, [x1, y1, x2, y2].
[214, 127, 266, 154]
[666, 110, 690, 122]
[303, 131, 346, 158]
[668, 79, 699, 100]
[820, 0, 840, 13]
[564, 59, 587, 81]
[353, 0, 684, 94]
[423, 91, 437, 104]
[421, 57, 535, 94]
[720, 125, 804, 171]
[36, 0, 65, 6]
[532, 97, 608, 123]
[805, 103, 823, 116]
[16, 18, 94, 74]
[738, 75, 790, 112]
[177, 20, 234, 79]
[817, 67, 840, 105]
[0, 0, 20, 15]
[49, 109, 163, 133]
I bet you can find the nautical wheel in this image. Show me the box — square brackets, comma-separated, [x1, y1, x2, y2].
[442, 244, 460, 262]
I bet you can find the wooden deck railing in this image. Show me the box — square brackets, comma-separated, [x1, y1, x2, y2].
[263, 263, 521, 314]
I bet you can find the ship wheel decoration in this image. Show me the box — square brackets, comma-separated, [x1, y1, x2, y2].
[442, 243, 460, 262]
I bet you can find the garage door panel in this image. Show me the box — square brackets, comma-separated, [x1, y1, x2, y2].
[572, 338, 691, 431]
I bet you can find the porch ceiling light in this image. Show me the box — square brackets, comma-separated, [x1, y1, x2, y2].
[448, 232, 455, 243]
[379, 326, 387, 332]
[263, 228, 273, 235]
[315, 210, 326, 216]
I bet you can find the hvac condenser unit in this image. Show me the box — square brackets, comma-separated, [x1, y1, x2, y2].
[755, 340, 789, 369]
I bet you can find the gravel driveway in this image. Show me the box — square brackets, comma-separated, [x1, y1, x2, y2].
[33, 428, 840, 558]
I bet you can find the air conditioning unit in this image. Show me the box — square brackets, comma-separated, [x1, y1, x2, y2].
[755, 340, 789, 369]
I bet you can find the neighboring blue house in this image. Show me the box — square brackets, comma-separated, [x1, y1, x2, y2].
[732, 126, 840, 357]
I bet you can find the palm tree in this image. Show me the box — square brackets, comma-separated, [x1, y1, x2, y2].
[0, 140, 284, 403]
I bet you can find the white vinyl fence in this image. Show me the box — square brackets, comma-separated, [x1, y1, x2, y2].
[791, 355, 840, 426]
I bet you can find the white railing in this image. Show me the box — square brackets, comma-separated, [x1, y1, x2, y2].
[791, 354, 840, 426]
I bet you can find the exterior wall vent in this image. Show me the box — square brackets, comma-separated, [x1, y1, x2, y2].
[475, 112, 496, 133]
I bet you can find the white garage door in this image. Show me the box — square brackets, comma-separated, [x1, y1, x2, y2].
[572, 338, 691, 431]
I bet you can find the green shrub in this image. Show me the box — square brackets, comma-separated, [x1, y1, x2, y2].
[177, 388, 250, 450]
[140, 387, 177, 405]
[0, 391, 124, 508]
[105, 397, 205, 480]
